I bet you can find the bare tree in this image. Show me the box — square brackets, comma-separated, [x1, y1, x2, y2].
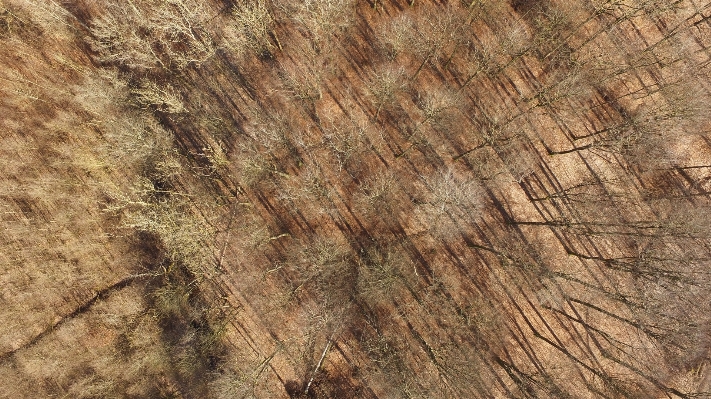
[397, 87, 461, 158]
[549, 76, 709, 170]
[368, 65, 408, 119]
[87, 0, 215, 74]
[378, 6, 469, 79]
[225, 0, 277, 56]
[356, 245, 409, 304]
[414, 167, 485, 241]
[130, 80, 186, 114]
[278, 0, 355, 54]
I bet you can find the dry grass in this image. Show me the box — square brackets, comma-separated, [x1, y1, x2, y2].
[2, 0, 711, 398]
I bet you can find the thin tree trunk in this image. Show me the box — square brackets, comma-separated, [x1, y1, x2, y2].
[304, 336, 334, 395]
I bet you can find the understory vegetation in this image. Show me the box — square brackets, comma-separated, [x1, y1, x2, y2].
[2, 0, 711, 398]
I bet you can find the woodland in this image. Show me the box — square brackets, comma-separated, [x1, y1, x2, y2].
[2, 0, 711, 398]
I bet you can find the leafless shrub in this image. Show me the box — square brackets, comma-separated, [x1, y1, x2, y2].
[236, 149, 282, 187]
[320, 117, 369, 171]
[279, 0, 355, 52]
[415, 167, 485, 241]
[356, 246, 407, 301]
[498, 17, 532, 59]
[87, 0, 214, 73]
[360, 333, 399, 371]
[588, 80, 708, 167]
[248, 116, 292, 152]
[379, 14, 416, 60]
[368, 66, 408, 118]
[527, 65, 594, 111]
[279, 60, 325, 103]
[450, 40, 495, 87]
[379, 7, 468, 77]
[468, 13, 530, 76]
[356, 170, 397, 208]
[349, 169, 407, 233]
[208, 361, 279, 399]
[531, 5, 573, 58]
[78, 75, 179, 174]
[152, 281, 191, 319]
[0, 2, 24, 37]
[499, 144, 539, 183]
[426, 168, 483, 215]
[230, 0, 275, 55]
[415, 7, 468, 60]
[285, 237, 356, 321]
[104, 178, 216, 277]
[416, 88, 461, 129]
[302, 170, 345, 218]
[130, 81, 186, 113]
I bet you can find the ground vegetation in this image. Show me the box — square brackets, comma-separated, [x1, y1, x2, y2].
[2, 0, 711, 397]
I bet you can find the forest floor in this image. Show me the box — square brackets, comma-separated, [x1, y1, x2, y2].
[2, 0, 711, 398]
